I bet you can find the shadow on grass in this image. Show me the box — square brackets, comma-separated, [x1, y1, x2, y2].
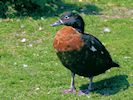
[0, 0, 102, 19]
[80, 75, 129, 95]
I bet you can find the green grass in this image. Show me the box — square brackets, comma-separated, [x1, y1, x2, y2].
[0, 0, 133, 99]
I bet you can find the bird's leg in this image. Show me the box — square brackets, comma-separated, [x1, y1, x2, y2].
[70, 72, 76, 90]
[78, 77, 93, 96]
[64, 72, 76, 94]
[88, 77, 93, 91]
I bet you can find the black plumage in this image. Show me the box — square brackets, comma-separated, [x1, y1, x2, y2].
[51, 12, 119, 95]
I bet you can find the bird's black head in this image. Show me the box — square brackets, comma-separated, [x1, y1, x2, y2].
[51, 12, 85, 33]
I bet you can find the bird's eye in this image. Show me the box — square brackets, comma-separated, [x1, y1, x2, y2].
[64, 16, 70, 19]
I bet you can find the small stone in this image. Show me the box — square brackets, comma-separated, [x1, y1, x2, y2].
[103, 27, 111, 33]
[79, 0, 83, 2]
[87, 95, 91, 98]
[20, 25, 25, 28]
[81, 76, 84, 79]
[23, 64, 28, 68]
[29, 44, 33, 47]
[39, 26, 43, 31]
[47, 91, 51, 95]
[16, 19, 20, 22]
[35, 87, 40, 91]
[14, 62, 17, 65]
[21, 38, 27, 43]
[15, 33, 19, 37]
[41, 17, 44, 20]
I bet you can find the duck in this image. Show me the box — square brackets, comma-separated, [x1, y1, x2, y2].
[51, 12, 119, 95]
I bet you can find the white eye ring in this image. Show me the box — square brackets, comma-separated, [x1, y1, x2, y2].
[65, 16, 69, 19]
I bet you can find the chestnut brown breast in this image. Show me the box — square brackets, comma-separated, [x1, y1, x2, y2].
[53, 26, 84, 52]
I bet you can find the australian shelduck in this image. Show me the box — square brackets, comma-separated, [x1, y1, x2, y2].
[51, 12, 119, 95]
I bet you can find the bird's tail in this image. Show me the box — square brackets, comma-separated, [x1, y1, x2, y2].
[112, 61, 120, 67]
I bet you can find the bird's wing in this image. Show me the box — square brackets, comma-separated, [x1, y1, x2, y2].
[82, 33, 112, 60]
[82, 33, 119, 67]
